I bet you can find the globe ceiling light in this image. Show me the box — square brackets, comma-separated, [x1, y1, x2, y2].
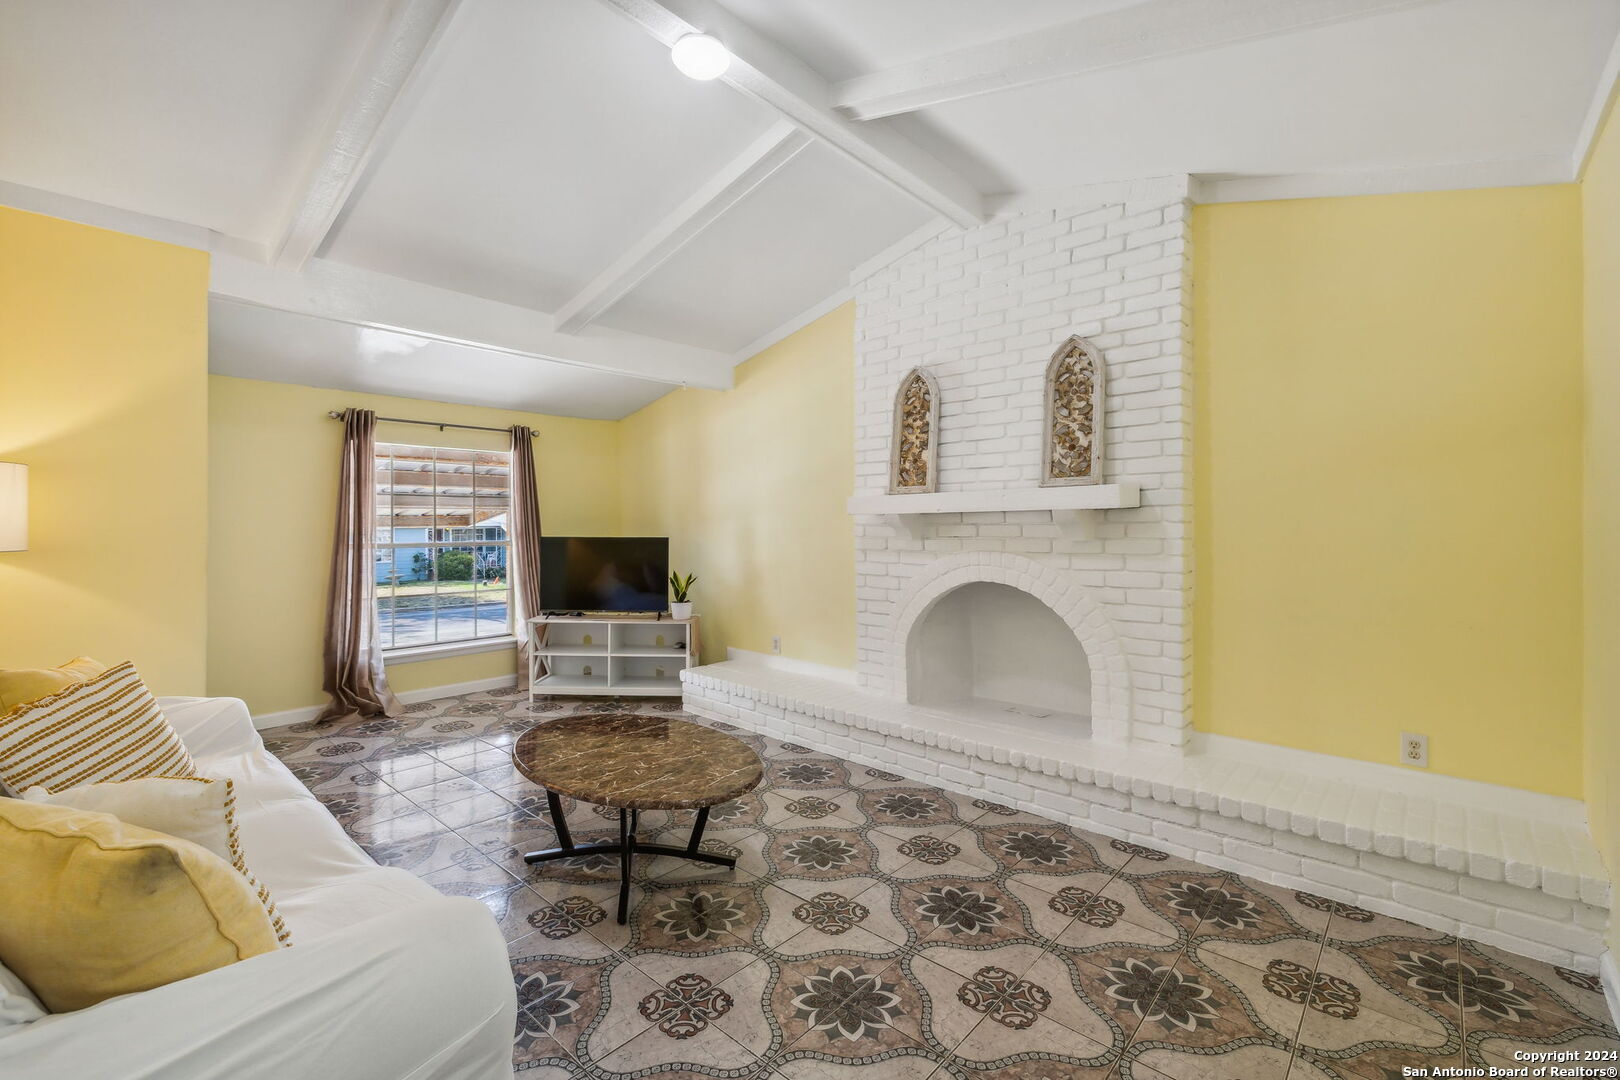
[671, 32, 730, 81]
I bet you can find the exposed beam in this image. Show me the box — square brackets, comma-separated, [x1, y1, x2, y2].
[211, 253, 736, 389]
[270, 0, 465, 269]
[555, 121, 811, 334]
[593, 0, 984, 229]
[833, 0, 1445, 121]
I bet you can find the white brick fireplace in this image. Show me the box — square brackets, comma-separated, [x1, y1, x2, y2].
[852, 176, 1192, 752]
[681, 174, 1610, 969]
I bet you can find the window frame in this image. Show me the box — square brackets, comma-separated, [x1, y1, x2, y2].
[373, 441, 514, 653]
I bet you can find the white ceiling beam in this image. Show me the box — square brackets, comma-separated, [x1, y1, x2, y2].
[593, 0, 984, 229]
[833, 0, 1446, 121]
[555, 120, 811, 334]
[270, 0, 465, 270]
[211, 253, 736, 389]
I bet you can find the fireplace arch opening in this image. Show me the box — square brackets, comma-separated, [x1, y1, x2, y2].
[905, 581, 1092, 740]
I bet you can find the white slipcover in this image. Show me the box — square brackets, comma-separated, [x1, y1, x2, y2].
[0, 696, 518, 1080]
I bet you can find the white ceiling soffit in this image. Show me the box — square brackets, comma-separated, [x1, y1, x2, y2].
[209, 299, 674, 421]
[208, 252, 736, 390]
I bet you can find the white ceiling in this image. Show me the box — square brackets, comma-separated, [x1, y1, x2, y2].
[3, 0, 1617, 419]
[0, 0, 389, 240]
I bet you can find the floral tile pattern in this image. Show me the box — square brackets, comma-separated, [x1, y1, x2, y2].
[265, 691, 1620, 1078]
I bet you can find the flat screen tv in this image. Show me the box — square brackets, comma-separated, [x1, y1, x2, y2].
[539, 536, 669, 613]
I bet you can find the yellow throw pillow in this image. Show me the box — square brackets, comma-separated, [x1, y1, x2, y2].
[0, 798, 280, 1012]
[22, 776, 290, 947]
[0, 660, 195, 793]
[0, 657, 106, 712]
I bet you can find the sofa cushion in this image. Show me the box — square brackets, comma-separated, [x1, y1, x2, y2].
[0, 662, 195, 793]
[0, 798, 279, 1012]
[0, 657, 105, 712]
[23, 777, 290, 947]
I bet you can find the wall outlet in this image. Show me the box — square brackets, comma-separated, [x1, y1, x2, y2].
[771, 636, 781, 655]
[1400, 732, 1429, 768]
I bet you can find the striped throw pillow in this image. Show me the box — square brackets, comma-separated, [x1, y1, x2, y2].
[0, 661, 196, 793]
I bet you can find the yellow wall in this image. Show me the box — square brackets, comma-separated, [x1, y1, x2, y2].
[0, 208, 210, 693]
[620, 303, 857, 670]
[1580, 98, 1620, 943]
[207, 376, 622, 715]
[1193, 186, 1585, 796]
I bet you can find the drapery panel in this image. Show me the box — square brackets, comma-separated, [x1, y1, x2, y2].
[316, 409, 402, 723]
[509, 426, 544, 686]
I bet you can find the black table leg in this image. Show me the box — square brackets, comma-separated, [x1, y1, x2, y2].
[687, 805, 710, 855]
[522, 799, 742, 916]
[617, 808, 633, 924]
[546, 789, 572, 850]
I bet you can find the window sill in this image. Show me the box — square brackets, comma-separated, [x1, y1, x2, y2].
[383, 636, 518, 665]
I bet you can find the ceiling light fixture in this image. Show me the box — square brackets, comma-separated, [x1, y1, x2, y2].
[671, 33, 730, 81]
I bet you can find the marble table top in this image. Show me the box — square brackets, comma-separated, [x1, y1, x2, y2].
[512, 714, 763, 810]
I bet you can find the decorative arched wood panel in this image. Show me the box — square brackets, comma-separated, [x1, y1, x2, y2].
[1041, 335, 1106, 486]
[889, 367, 939, 494]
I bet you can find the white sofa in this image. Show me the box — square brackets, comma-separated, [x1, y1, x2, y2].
[0, 696, 517, 1080]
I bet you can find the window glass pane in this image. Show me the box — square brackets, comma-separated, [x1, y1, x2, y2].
[473, 542, 510, 637]
[374, 458, 393, 544]
[372, 442, 511, 650]
[387, 546, 437, 649]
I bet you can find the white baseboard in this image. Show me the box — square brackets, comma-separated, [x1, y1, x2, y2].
[1605, 950, 1620, 1032]
[724, 647, 859, 685]
[251, 674, 518, 730]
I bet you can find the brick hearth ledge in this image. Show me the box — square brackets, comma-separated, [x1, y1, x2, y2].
[682, 660, 1611, 971]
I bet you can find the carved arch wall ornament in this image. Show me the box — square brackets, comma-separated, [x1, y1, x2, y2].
[889, 367, 939, 494]
[1041, 335, 1106, 486]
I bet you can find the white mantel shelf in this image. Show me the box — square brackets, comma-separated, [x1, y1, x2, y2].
[847, 483, 1141, 516]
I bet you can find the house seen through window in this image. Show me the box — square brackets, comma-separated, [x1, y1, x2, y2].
[375, 443, 512, 649]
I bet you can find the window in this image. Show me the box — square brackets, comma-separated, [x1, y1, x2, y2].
[374, 443, 512, 650]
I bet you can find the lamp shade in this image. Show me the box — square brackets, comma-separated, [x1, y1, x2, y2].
[0, 463, 27, 552]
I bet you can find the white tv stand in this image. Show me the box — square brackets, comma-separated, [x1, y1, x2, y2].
[527, 613, 696, 700]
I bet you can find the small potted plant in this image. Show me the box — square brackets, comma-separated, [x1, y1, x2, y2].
[668, 571, 697, 620]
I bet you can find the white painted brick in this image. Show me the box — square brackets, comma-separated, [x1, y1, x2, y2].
[1457, 876, 1574, 921]
[1389, 882, 1497, 926]
[1493, 909, 1607, 955]
[1222, 838, 1303, 877]
[1359, 852, 1461, 893]
[1300, 859, 1394, 899]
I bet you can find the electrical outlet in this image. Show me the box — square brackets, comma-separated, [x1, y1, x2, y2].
[771, 636, 782, 655]
[1400, 733, 1429, 768]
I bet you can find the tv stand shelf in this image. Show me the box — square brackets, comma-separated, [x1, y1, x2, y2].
[527, 614, 696, 700]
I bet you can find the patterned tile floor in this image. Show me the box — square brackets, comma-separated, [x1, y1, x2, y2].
[264, 689, 1620, 1079]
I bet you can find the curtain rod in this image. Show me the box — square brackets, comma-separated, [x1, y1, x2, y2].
[326, 410, 516, 436]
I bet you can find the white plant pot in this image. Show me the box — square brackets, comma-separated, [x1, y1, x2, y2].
[670, 602, 694, 620]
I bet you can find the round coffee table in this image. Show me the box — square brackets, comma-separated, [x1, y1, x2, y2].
[512, 714, 764, 924]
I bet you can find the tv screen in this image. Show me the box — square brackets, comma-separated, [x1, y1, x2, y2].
[539, 537, 669, 613]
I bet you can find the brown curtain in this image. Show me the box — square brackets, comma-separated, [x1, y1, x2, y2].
[316, 409, 402, 723]
[509, 425, 544, 687]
